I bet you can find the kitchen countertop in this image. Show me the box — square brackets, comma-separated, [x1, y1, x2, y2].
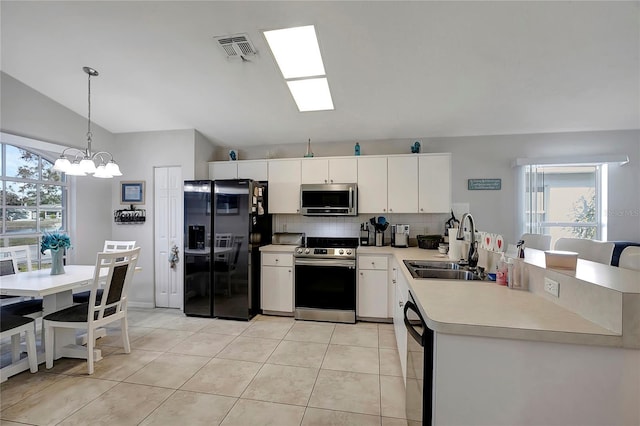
[259, 244, 298, 253]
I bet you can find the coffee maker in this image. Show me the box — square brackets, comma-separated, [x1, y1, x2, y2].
[391, 224, 410, 248]
[360, 222, 371, 246]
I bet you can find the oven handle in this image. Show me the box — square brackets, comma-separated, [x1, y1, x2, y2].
[404, 300, 426, 347]
[294, 259, 356, 268]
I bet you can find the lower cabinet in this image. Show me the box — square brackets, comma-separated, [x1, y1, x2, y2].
[392, 258, 408, 382]
[357, 255, 389, 319]
[261, 252, 294, 313]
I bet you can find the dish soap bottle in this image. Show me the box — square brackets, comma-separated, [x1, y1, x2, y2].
[496, 252, 508, 286]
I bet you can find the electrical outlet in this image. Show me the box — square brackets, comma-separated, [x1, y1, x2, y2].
[544, 277, 560, 297]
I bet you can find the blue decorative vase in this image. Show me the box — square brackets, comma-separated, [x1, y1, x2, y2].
[50, 249, 65, 275]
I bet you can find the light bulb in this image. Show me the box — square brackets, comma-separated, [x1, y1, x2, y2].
[79, 158, 97, 174]
[105, 161, 122, 176]
[93, 164, 112, 178]
[53, 157, 71, 173]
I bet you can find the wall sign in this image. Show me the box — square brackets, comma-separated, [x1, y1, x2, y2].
[468, 178, 502, 190]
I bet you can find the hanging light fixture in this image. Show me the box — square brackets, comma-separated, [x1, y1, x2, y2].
[53, 66, 122, 178]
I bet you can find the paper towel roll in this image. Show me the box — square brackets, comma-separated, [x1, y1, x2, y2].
[448, 228, 462, 260]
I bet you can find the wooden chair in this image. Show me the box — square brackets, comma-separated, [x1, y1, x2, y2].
[619, 246, 640, 271]
[44, 247, 140, 375]
[0, 247, 43, 321]
[520, 233, 552, 251]
[554, 238, 615, 265]
[73, 240, 136, 304]
[0, 313, 38, 383]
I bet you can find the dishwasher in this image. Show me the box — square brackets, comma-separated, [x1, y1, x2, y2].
[404, 290, 434, 425]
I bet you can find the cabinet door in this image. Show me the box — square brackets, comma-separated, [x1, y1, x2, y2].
[261, 266, 294, 312]
[238, 160, 268, 181]
[358, 269, 389, 318]
[328, 158, 357, 183]
[388, 156, 418, 213]
[209, 162, 238, 180]
[357, 156, 388, 213]
[268, 159, 302, 213]
[419, 154, 452, 213]
[301, 158, 329, 184]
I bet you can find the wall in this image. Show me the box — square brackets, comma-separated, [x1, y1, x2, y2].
[0, 72, 114, 265]
[110, 129, 203, 306]
[232, 130, 640, 245]
[194, 130, 216, 180]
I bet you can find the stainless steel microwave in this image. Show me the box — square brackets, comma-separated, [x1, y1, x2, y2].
[300, 183, 357, 216]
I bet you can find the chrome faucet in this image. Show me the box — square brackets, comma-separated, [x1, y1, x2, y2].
[456, 213, 478, 268]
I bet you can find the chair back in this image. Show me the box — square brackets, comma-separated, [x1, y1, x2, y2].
[554, 237, 615, 264]
[88, 248, 140, 323]
[214, 234, 233, 248]
[0, 246, 33, 272]
[0, 256, 18, 276]
[619, 246, 640, 271]
[520, 234, 551, 251]
[103, 240, 136, 252]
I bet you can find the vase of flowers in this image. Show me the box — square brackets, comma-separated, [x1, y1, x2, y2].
[41, 232, 71, 275]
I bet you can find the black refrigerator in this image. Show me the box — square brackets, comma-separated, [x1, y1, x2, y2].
[183, 179, 271, 320]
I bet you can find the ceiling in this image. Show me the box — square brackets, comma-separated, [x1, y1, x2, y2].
[2, 1, 638, 148]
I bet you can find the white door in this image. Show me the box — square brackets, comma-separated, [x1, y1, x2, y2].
[268, 159, 302, 213]
[419, 154, 452, 213]
[387, 156, 418, 213]
[154, 166, 183, 309]
[357, 156, 388, 213]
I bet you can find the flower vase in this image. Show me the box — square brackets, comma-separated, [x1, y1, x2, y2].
[50, 249, 65, 275]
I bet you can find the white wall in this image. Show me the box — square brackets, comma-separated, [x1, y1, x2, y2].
[233, 130, 640, 245]
[194, 130, 216, 179]
[110, 129, 201, 306]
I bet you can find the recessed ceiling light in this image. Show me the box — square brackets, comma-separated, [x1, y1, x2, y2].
[264, 25, 325, 79]
[287, 78, 334, 112]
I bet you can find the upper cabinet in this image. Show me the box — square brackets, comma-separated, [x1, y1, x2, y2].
[387, 156, 418, 213]
[419, 154, 451, 213]
[209, 160, 268, 181]
[301, 157, 357, 184]
[357, 156, 388, 213]
[268, 159, 302, 214]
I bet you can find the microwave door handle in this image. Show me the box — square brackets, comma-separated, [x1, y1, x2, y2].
[404, 300, 426, 347]
[349, 186, 353, 210]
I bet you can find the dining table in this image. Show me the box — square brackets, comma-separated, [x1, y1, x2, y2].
[0, 265, 107, 364]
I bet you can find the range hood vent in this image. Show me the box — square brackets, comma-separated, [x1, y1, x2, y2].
[214, 33, 257, 59]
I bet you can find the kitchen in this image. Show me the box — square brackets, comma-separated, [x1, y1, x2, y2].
[1, 1, 640, 425]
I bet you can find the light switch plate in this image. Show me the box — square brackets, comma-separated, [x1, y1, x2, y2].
[544, 277, 560, 297]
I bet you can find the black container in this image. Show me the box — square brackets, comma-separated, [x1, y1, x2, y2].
[417, 235, 442, 249]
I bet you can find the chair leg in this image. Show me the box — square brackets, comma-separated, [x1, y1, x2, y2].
[87, 328, 94, 375]
[121, 317, 131, 353]
[44, 321, 54, 369]
[25, 326, 38, 374]
[11, 334, 20, 363]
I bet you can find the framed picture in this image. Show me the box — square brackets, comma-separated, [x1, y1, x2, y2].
[120, 181, 145, 205]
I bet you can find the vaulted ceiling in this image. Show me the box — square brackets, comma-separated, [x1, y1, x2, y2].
[2, 1, 638, 148]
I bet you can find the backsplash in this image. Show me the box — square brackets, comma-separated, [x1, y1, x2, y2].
[273, 213, 450, 240]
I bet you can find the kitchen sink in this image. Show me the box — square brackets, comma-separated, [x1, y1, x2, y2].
[403, 260, 482, 280]
[403, 260, 460, 270]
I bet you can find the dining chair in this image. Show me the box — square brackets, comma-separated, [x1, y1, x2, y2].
[73, 240, 136, 304]
[554, 237, 615, 265]
[214, 239, 242, 295]
[520, 233, 552, 251]
[44, 247, 140, 375]
[0, 313, 38, 383]
[214, 233, 234, 262]
[619, 246, 640, 271]
[0, 248, 43, 321]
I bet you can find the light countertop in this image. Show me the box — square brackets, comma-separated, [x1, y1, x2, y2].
[259, 244, 298, 253]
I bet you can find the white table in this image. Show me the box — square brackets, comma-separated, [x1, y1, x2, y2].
[0, 265, 104, 363]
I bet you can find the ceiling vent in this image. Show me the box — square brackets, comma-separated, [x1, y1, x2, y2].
[214, 33, 257, 59]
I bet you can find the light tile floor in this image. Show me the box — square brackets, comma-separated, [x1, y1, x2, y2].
[1, 308, 407, 426]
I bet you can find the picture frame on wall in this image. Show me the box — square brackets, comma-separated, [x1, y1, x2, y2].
[120, 181, 145, 205]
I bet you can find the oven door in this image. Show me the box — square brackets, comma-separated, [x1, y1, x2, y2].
[294, 258, 356, 322]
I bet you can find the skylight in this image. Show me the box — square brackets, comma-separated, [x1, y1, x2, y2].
[264, 25, 334, 112]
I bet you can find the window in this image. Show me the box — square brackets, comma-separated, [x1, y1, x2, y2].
[1, 143, 68, 269]
[522, 163, 607, 245]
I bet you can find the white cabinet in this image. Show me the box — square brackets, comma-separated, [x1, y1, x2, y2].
[268, 159, 302, 213]
[209, 160, 268, 181]
[261, 252, 294, 313]
[419, 154, 451, 213]
[357, 156, 388, 213]
[392, 258, 408, 382]
[301, 157, 357, 184]
[238, 160, 268, 181]
[209, 162, 238, 179]
[387, 156, 418, 213]
[357, 255, 389, 319]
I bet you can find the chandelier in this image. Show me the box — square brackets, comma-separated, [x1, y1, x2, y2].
[53, 66, 122, 178]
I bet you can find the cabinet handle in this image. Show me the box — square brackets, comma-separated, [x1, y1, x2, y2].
[288, 269, 292, 273]
[275, 259, 279, 262]
[420, 208, 424, 212]
[360, 272, 363, 275]
[383, 209, 386, 212]
[324, 179, 328, 183]
[330, 179, 333, 183]
[389, 208, 393, 212]
[399, 301, 404, 308]
[371, 262, 375, 265]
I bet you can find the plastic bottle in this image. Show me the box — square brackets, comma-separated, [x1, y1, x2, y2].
[354, 142, 361, 156]
[496, 252, 508, 286]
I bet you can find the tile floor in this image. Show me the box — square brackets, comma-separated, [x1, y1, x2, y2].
[1, 308, 407, 426]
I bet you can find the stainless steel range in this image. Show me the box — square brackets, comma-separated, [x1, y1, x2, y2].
[294, 237, 358, 323]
